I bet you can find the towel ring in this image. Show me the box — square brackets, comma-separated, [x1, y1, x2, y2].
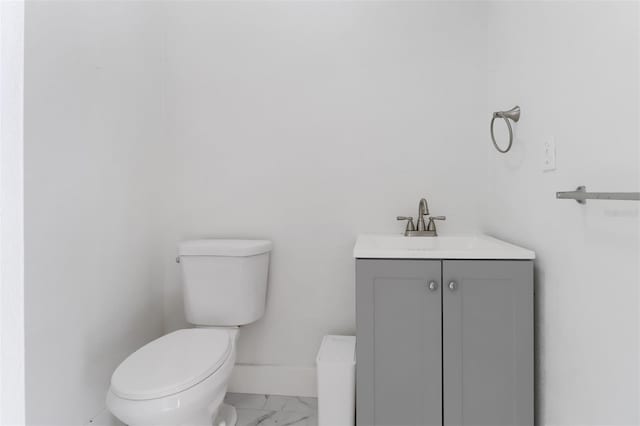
[490, 106, 520, 153]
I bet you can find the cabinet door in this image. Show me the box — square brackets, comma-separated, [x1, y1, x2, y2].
[443, 260, 533, 426]
[356, 259, 442, 426]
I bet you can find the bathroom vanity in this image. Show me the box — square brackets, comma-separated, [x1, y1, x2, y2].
[353, 235, 535, 426]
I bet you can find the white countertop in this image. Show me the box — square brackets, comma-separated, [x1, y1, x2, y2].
[353, 234, 535, 260]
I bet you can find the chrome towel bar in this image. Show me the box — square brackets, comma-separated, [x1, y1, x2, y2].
[556, 186, 640, 204]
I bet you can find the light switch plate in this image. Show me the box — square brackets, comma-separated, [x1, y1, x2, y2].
[543, 137, 556, 171]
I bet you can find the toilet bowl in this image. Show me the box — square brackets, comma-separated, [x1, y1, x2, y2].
[107, 327, 238, 426]
[106, 238, 272, 426]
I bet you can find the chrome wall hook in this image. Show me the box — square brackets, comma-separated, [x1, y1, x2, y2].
[490, 105, 520, 153]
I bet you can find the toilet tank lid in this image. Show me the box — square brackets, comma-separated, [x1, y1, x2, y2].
[179, 239, 272, 257]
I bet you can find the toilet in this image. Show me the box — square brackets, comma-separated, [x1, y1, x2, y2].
[106, 239, 272, 426]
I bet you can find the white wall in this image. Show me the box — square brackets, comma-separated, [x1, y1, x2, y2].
[0, 0, 25, 424]
[24, 2, 165, 424]
[485, 2, 639, 425]
[161, 1, 487, 388]
[19, 1, 640, 422]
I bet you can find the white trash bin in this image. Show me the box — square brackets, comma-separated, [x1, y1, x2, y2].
[316, 335, 356, 426]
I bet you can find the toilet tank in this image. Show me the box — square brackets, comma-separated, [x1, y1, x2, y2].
[178, 239, 272, 326]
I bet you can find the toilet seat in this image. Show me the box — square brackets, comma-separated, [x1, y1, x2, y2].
[111, 328, 232, 400]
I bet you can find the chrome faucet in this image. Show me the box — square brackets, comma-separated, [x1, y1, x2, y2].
[417, 198, 429, 231]
[397, 197, 446, 237]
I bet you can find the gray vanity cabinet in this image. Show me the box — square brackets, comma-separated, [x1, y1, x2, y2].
[443, 260, 533, 426]
[356, 259, 533, 426]
[356, 260, 442, 426]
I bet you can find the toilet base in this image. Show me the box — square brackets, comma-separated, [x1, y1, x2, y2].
[214, 403, 237, 426]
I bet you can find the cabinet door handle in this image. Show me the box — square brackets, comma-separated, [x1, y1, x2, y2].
[428, 281, 438, 291]
[448, 281, 457, 291]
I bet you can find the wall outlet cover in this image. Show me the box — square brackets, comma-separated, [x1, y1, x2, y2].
[543, 137, 556, 172]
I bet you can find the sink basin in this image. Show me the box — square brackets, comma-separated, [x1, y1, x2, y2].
[353, 234, 535, 259]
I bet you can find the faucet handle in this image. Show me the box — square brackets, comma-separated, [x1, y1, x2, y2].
[397, 216, 416, 232]
[426, 216, 446, 233]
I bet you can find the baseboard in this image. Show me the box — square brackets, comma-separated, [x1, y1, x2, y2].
[86, 409, 124, 426]
[228, 364, 317, 397]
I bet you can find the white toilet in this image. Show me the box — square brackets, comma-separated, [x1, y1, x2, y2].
[106, 239, 272, 426]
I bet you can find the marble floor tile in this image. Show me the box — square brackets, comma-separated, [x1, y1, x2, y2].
[234, 408, 277, 426]
[226, 393, 318, 426]
[281, 396, 317, 413]
[224, 393, 269, 409]
[261, 395, 290, 411]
